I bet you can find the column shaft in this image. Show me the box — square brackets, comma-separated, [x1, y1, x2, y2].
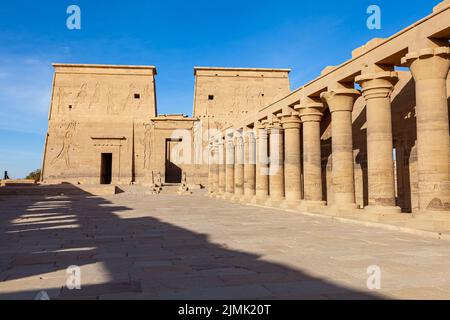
[255, 126, 269, 203]
[244, 132, 256, 200]
[302, 119, 323, 201]
[281, 116, 302, 204]
[218, 141, 226, 195]
[234, 137, 244, 198]
[356, 71, 400, 211]
[331, 110, 355, 205]
[321, 89, 360, 208]
[225, 138, 235, 197]
[268, 124, 285, 203]
[208, 145, 214, 195]
[212, 143, 219, 195]
[403, 47, 450, 212]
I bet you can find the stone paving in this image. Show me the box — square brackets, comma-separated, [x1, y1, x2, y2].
[0, 187, 450, 300]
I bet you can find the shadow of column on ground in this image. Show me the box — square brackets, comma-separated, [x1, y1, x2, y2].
[0, 184, 382, 300]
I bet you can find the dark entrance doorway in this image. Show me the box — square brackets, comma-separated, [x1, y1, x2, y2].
[165, 139, 182, 183]
[101, 153, 113, 185]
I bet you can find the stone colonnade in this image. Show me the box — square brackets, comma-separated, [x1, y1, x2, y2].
[208, 43, 450, 220]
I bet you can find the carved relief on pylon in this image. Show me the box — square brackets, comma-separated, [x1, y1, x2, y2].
[55, 86, 66, 113]
[141, 123, 152, 169]
[124, 83, 140, 111]
[74, 83, 88, 109]
[51, 121, 79, 169]
[106, 86, 117, 114]
[89, 82, 101, 110]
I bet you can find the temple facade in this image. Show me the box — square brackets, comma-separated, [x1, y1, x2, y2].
[40, 65, 290, 187]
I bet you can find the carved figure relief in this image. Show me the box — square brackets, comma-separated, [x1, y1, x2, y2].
[89, 82, 101, 110]
[141, 123, 151, 169]
[124, 83, 138, 111]
[55, 86, 71, 114]
[143, 84, 151, 108]
[229, 86, 242, 117]
[51, 121, 79, 169]
[106, 86, 117, 114]
[74, 83, 88, 109]
[56, 87, 63, 113]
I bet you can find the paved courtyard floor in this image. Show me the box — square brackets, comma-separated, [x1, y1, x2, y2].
[1, 187, 450, 300]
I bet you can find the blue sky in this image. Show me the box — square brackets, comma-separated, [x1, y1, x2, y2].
[0, 0, 436, 178]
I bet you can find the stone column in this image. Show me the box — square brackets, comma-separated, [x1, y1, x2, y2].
[218, 138, 226, 197]
[297, 99, 326, 209]
[402, 46, 450, 213]
[207, 142, 215, 196]
[266, 119, 285, 206]
[253, 122, 270, 204]
[207, 142, 214, 195]
[356, 65, 402, 214]
[225, 135, 235, 198]
[211, 141, 220, 197]
[279, 108, 302, 208]
[244, 129, 256, 201]
[233, 134, 245, 201]
[321, 86, 360, 210]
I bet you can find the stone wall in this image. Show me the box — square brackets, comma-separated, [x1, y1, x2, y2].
[193, 67, 291, 182]
[41, 64, 157, 185]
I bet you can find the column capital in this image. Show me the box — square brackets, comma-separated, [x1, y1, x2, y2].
[243, 130, 256, 143]
[296, 102, 324, 122]
[225, 137, 234, 147]
[320, 88, 360, 113]
[401, 46, 450, 80]
[277, 107, 301, 129]
[255, 120, 267, 130]
[260, 117, 279, 129]
[234, 135, 244, 147]
[266, 119, 283, 132]
[355, 71, 399, 100]
[255, 121, 268, 140]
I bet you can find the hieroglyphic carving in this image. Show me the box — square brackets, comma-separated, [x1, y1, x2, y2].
[229, 86, 243, 117]
[89, 82, 101, 110]
[141, 123, 151, 169]
[257, 87, 265, 108]
[74, 83, 88, 109]
[51, 121, 79, 169]
[106, 86, 116, 114]
[54, 80, 151, 115]
[55, 86, 72, 114]
[56, 87, 64, 113]
[124, 83, 137, 111]
[143, 84, 151, 107]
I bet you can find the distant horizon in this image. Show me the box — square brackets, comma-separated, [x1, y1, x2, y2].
[0, 0, 436, 178]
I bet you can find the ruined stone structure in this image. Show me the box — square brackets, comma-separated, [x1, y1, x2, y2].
[207, 1, 450, 231]
[193, 67, 291, 183]
[40, 1, 450, 230]
[41, 65, 290, 187]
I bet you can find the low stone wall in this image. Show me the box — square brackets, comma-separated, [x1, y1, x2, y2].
[0, 184, 118, 196]
[0, 179, 36, 187]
